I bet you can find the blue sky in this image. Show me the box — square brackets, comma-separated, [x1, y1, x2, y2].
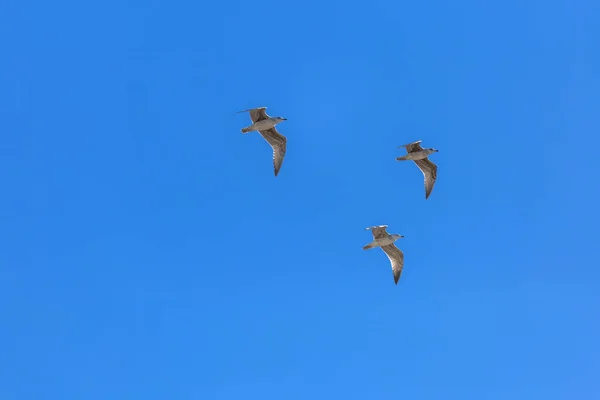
[1, 0, 599, 399]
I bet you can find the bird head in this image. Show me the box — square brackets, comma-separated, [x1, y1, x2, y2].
[275, 117, 287, 122]
[392, 234, 405, 240]
[430, 148, 439, 153]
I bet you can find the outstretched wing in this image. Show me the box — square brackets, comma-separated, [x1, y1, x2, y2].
[381, 243, 404, 284]
[398, 140, 423, 153]
[237, 107, 270, 123]
[414, 158, 437, 199]
[365, 225, 389, 239]
[258, 127, 287, 176]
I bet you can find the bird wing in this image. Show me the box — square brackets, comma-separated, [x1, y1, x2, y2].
[237, 107, 270, 123]
[399, 140, 423, 153]
[414, 157, 437, 199]
[381, 243, 404, 284]
[365, 225, 389, 239]
[258, 127, 287, 176]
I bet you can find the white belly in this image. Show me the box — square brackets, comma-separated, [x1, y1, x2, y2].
[252, 119, 276, 131]
[375, 237, 395, 246]
[406, 150, 430, 160]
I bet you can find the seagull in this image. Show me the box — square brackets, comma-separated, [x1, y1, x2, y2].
[363, 225, 405, 284]
[237, 107, 287, 176]
[396, 140, 439, 199]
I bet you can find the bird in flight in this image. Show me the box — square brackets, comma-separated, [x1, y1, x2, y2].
[396, 140, 439, 199]
[237, 107, 288, 177]
[363, 225, 405, 284]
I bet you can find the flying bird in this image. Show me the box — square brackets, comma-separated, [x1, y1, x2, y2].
[363, 225, 405, 284]
[396, 140, 439, 199]
[237, 107, 288, 176]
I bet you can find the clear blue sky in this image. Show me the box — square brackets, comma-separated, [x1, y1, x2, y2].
[1, 0, 599, 399]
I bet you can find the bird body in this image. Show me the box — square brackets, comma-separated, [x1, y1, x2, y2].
[396, 149, 437, 161]
[363, 234, 403, 249]
[241, 117, 285, 134]
[237, 107, 288, 176]
[396, 140, 439, 199]
[363, 225, 405, 284]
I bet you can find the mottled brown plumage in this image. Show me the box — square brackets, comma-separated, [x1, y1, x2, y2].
[364, 225, 405, 284]
[397, 140, 439, 199]
[237, 107, 287, 176]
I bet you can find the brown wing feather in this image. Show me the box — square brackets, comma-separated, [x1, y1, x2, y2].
[250, 107, 269, 123]
[414, 157, 437, 199]
[258, 127, 287, 176]
[366, 225, 389, 239]
[381, 244, 404, 284]
[399, 140, 423, 153]
[237, 107, 270, 123]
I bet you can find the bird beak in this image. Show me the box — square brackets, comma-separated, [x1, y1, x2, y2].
[282, 118, 288, 120]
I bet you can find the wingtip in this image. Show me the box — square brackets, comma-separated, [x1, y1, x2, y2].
[398, 140, 422, 148]
[236, 106, 266, 114]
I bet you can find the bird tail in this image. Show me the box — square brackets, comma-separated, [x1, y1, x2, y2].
[395, 155, 409, 161]
[241, 126, 252, 134]
[363, 241, 378, 250]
